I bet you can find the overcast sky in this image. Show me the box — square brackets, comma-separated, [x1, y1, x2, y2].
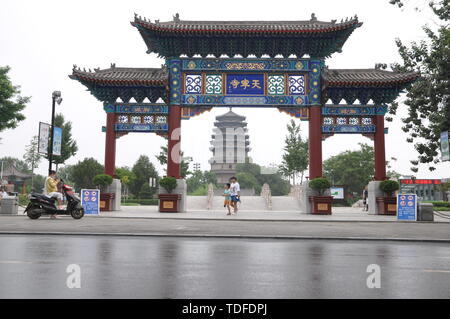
[1, 0, 449, 179]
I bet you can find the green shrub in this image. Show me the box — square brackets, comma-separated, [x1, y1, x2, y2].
[93, 174, 113, 191]
[159, 177, 177, 193]
[18, 194, 29, 206]
[421, 201, 450, 207]
[309, 177, 331, 196]
[189, 185, 208, 196]
[379, 180, 399, 196]
[121, 199, 158, 206]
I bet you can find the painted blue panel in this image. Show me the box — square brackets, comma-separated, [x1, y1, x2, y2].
[181, 58, 311, 71]
[322, 125, 376, 134]
[322, 106, 388, 116]
[226, 74, 265, 95]
[104, 104, 169, 114]
[114, 123, 168, 132]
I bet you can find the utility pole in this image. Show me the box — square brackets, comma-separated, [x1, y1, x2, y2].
[48, 91, 62, 174]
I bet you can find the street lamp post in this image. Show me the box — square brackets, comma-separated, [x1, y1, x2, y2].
[48, 91, 62, 174]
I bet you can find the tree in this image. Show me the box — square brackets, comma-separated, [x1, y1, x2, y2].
[235, 161, 291, 196]
[186, 170, 204, 193]
[29, 174, 46, 193]
[0, 66, 30, 134]
[130, 155, 158, 198]
[323, 143, 375, 194]
[388, 0, 449, 172]
[57, 165, 76, 186]
[186, 170, 218, 194]
[236, 172, 259, 191]
[155, 145, 191, 178]
[0, 156, 30, 173]
[280, 120, 309, 185]
[45, 113, 78, 171]
[23, 136, 42, 191]
[70, 158, 104, 190]
[116, 166, 135, 199]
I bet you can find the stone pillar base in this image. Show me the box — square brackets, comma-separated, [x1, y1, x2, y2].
[368, 181, 383, 215]
[159, 179, 187, 213]
[300, 182, 313, 214]
[106, 178, 121, 211]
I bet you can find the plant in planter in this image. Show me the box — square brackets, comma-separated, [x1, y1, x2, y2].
[93, 174, 114, 211]
[93, 174, 113, 192]
[309, 177, 331, 196]
[379, 180, 399, 197]
[377, 180, 399, 215]
[308, 177, 333, 215]
[158, 177, 181, 212]
[159, 177, 177, 193]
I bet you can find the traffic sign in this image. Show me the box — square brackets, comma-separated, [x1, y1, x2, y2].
[81, 189, 100, 215]
[397, 194, 417, 221]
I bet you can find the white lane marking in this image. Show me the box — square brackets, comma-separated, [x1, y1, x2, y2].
[423, 269, 450, 273]
[0, 260, 34, 264]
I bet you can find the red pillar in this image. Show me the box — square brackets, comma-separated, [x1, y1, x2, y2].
[104, 113, 116, 177]
[309, 105, 323, 179]
[167, 106, 182, 179]
[374, 115, 386, 180]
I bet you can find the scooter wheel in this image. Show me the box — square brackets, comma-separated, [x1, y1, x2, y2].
[71, 207, 84, 220]
[27, 208, 42, 220]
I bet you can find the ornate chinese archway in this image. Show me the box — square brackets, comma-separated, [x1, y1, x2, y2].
[70, 13, 419, 212]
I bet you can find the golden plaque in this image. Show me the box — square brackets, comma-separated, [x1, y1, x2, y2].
[163, 201, 174, 209]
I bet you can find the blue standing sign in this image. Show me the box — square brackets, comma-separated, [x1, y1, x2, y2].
[397, 194, 417, 221]
[81, 189, 100, 215]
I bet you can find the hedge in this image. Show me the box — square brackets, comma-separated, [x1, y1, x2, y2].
[121, 199, 158, 206]
[421, 201, 450, 207]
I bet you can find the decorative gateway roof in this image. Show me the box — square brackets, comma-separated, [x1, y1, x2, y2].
[322, 68, 420, 104]
[131, 13, 363, 58]
[69, 65, 419, 105]
[69, 64, 168, 103]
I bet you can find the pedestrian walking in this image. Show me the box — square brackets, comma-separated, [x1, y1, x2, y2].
[362, 186, 369, 211]
[229, 176, 240, 215]
[223, 183, 232, 215]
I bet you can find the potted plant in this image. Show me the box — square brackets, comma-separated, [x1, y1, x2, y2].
[93, 174, 114, 211]
[158, 177, 181, 212]
[376, 180, 399, 215]
[308, 177, 333, 215]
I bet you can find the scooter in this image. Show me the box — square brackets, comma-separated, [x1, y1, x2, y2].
[25, 180, 84, 219]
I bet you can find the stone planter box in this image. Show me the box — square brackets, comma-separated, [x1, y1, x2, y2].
[309, 196, 333, 215]
[100, 193, 115, 212]
[158, 193, 182, 212]
[376, 196, 397, 215]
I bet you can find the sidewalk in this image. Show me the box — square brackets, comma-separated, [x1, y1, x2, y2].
[98, 206, 450, 223]
[16, 205, 450, 222]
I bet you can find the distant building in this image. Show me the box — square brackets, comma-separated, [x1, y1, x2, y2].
[209, 108, 251, 184]
[0, 164, 32, 194]
[399, 177, 444, 201]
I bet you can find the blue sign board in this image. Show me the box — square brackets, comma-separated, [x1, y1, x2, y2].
[52, 126, 62, 156]
[81, 189, 100, 215]
[397, 194, 417, 221]
[226, 74, 265, 95]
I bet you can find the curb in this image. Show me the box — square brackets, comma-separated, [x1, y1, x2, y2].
[1, 231, 450, 243]
[8, 213, 446, 224]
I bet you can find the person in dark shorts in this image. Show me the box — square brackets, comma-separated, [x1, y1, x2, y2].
[229, 176, 240, 215]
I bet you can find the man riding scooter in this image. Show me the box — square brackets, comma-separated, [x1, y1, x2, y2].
[44, 170, 63, 219]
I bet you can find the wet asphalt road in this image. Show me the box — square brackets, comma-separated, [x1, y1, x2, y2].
[0, 235, 449, 299]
